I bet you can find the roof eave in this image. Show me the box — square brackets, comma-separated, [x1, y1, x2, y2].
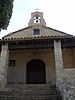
[0, 36, 74, 43]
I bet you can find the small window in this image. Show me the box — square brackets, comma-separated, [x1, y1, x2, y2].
[33, 28, 40, 35]
[9, 60, 16, 67]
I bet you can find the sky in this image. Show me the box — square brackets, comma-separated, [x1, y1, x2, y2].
[0, 0, 75, 38]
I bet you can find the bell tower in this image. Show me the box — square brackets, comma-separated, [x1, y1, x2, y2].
[28, 11, 46, 27]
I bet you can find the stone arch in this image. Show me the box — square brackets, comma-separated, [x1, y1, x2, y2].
[34, 15, 41, 23]
[26, 59, 46, 84]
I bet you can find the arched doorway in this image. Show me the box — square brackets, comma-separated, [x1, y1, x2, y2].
[26, 59, 46, 84]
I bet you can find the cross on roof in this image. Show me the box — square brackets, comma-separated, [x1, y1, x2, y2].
[35, 8, 39, 12]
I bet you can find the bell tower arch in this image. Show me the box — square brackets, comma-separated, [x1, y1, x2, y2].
[28, 11, 46, 26]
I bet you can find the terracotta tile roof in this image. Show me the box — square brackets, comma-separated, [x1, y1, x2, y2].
[3, 26, 73, 41]
[2, 35, 74, 42]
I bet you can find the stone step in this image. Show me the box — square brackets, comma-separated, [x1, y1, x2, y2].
[0, 93, 62, 100]
[0, 84, 62, 100]
[6, 84, 59, 94]
[0, 92, 62, 100]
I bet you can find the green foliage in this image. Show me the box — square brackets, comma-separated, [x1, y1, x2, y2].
[0, 0, 14, 31]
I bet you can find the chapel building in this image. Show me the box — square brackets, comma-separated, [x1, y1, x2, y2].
[0, 11, 75, 100]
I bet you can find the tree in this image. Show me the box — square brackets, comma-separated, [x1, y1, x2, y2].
[0, 0, 14, 31]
